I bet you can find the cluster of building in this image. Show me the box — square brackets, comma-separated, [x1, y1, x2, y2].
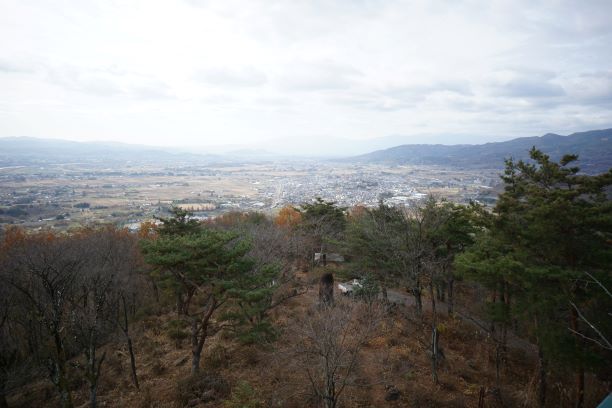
[0, 160, 500, 230]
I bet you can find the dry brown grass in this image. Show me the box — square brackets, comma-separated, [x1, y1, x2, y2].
[7, 276, 608, 407]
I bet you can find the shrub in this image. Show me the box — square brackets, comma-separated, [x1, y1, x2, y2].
[175, 371, 230, 406]
[204, 344, 229, 369]
[165, 319, 189, 344]
[223, 381, 264, 408]
[353, 272, 380, 304]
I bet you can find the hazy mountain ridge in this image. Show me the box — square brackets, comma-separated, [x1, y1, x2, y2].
[349, 129, 612, 174]
[2, 129, 611, 173]
[0, 137, 223, 166]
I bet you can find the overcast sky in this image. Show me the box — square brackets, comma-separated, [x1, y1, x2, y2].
[1, 0, 611, 150]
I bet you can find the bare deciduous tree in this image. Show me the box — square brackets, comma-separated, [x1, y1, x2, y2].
[0, 227, 150, 407]
[289, 299, 383, 408]
[2, 233, 83, 408]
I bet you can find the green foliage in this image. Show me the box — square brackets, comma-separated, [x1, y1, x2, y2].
[299, 197, 347, 251]
[221, 263, 281, 344]
[156, 206, 201, 236]
[345, 198, 480, 300]
[300, 197, 347, 231]
[141, 228, 253, 298]
[165, 319, 189, 341]
[457, 147, 612, 377]
[223, 381, 264, 408]
[142, 209, 282, 346]
[353, 272, 380, 304]
[344, 202, 407, 287]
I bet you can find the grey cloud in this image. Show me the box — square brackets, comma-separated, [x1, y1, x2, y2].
[0, 58, 38, 74]
[563, 71, 612, 105]
[529, 0, 612, 41]
[493, 79, 565, 98]
[44, 65, 174, 99]
[46, 66, 124, 96]
[333, 80, 473, 112]
[195, 66, 267, 87]
[254, 96, 293, 106]
[486, 69, 565, 99]
[201, 94, 239, 104]
[383, 80, 473, 100]
[330, 90, 419, 112]
[333, 97, 408, 112]
[277, 61, 362, 91]
[131, 82, 174, 100]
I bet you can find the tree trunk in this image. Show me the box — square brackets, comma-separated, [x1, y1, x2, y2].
[88, 343, 97, 408]
[537, 344, 546, 408]
[571, 308, 584, 408]
[490, 289, 497, 333]
[532, 313, 547, 407]
[447, 277, 454, 315]
[127, 336, 139, 389]
[52, 333, 73, 408]
[430, 282, 439, 384]
[130, 292, 137, 319]
[412, 279, 423, 315]
[151, 280, 160, 304]
[319, 273, 334, 307]
[0, 378, 8, 408]
[429, 282, 437, 325]
[478, 386, 485, 408]
[177, 293, 184, 317]
[58, 382, 73, 408]
[89, 383, 98, 408]
[190, 299, 217, 374]
[436, 281, 446, 302]
[495, 342, 501, 388]
[191, 351, 201, 374]
[575, 367, 584, 408]
[53, 360, 73, 408]
[325, 376, 336, 408]
[121, 295, 139, 389]
[191, 318, 204, 374]
[431, 327, 439, 384]
[86, 340, 105, 408]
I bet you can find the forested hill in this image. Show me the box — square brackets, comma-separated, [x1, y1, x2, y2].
[349, 128, 612, 174]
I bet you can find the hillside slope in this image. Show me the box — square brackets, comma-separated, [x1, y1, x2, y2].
[350, 129, 612, 174]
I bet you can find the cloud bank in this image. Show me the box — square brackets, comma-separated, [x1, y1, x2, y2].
[0, 0, 611, 149]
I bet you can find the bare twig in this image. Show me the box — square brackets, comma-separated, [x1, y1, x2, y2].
[569, 301, 612, 351]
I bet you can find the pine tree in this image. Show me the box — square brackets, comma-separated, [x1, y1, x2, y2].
[141, 218, 254, 373]
[457, 148, 612, 406]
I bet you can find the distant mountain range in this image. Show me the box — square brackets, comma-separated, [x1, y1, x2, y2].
[1, 129, 611, 173]
[349, 129, 612, 174]
[0, 137, 223, 167]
